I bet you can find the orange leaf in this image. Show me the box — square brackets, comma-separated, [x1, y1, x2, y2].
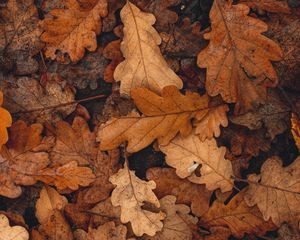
[0, 91, 12, 150]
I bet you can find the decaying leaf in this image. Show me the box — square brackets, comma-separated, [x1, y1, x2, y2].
[0, 76, 76, 124]
[197, 0, 283, 114]
[114, 1, 183, 97]
[41, 0, 108, 62]
[244, 156, 300, 227]
[98, 86, 228, 153]
[200, 190, 276, 238]
[291, 113, 300, 151]
[145, 195, 198, 240]
[239, 0, 291, 14]
[146, 167, 212, 217]
[0, 214, 29, 240]
[87, 221, 127, 240]
[0, 0, 43, 75]
[0, 91, 12, 150]
[109, 163, 165, 236]
[160, 132, 234, 192]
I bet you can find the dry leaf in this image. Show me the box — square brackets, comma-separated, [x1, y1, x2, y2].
[98, 86, 228, 153]
[87, 221, 127, 240]
[244, 156, 300, 227]
[0, 76, 76, 124]
[0, 91, 12, 150]
[109, 163, 165, 236]
[239, 0, 291, 14]
[146, 167, 212, 217]
[200, 190, 276, 238]
[114, 1, 183, 97]
[291, 113, 300, 151]
[197, 0, 283, 114]
[144, 195, 198, 240]
[0, 0, 43, 75]
[0, 214, 29, 240]
[160, 132, 234, 192]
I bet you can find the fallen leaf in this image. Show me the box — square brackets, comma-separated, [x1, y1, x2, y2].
[291, 113, 300, 151]
[0, 0, 43, 75]
[244, 156, 300, 227]
[114, 1, 183, 97]
[145, 195, 198, 240]
[277, 223, 300, 240]
[200, 190, 276, 238]
[160, 132, 234, 192]
[197, 0, 283, 114]
[0, 91, 12, 149]
[0, 76, 76, 124]
[0, 214, 29, 240]
[87, 221, 127, 240]
[146, 167, 212, 217]
[239, 0, 291, 14]
[98, 86, 228, 153]
[41, 0, 108, 61]
[109, 163, 165, 236]
[102, 0, 126, 32]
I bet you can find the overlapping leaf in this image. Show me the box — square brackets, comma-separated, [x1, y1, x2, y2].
[0, 214, 29, 240]
[239, 0, 291, 13]
[0, 91, 12, 150]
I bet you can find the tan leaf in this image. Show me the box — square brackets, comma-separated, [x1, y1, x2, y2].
[0, 214, 29, 240]
[244, 156, 300, 227]
[41, 0, 108, 62]
[98, 86, 228, 153]
[145, 195, 198, 240]
[291, 113, 300, 151]
[109, 163, 165, 236]
[197, 0, 283, 114]
[87, 221, 127, 240]
[146, 167, 212, 217]
[239, 0, 291, 14]
[160, 132, 234, 192]
[0, 91, 12, 150]
[0, 0, 43, 75]
[200, 190, 276, 238]
[114, 1, 183, 97]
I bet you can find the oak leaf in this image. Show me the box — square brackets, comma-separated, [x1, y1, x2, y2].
[239, 0, 291, 14]
[109, 163, 165, 236]
[0, 91, 12, 150]
[146, 167, 212, 217]
[87, 221, 127, 240]
[41, 0, 108, 62]
[98, 86, 228, 153]
[291, 113, 300, 151]
[114, 1, 183, 97]
[200, 190, 276, 238]
[160, 132, 234, 192]
[244, 156, 300, 227]
[197, 0, 283, 114]
[145, 195, 198, 240]
[0, 214, 29, 240]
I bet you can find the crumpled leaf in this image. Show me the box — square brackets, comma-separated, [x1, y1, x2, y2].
[146, 167, 212, 217]
[0, 91, 12, 150]
[291, 113, 300, 151]
[239, 0, 291, 14]
[197, 0, 283, 114]
[98, 86, 228, 153]
[41, 0, 108, 62]
[0, 214, 29, 240]
[114, 1, 183, 97]
[230, 90, 290, 140]
[109, 163, 165, 236]
[160, 131, 234, 192]
[244, 156, 300, 227]
[200, 190, 276, 238]
[0, 76, 76, 124]
[102, 0, 126, 32]
[0, 0, 43, 75]
[87, 221, 127, 240]
[145, 195, 198, 240]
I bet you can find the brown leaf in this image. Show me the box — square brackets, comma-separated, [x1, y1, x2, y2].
[109, 163, 165, 236]
[144, 195, 198, 240]
[0, 0, 43, 75]
[291, 113, 300, 151]
[160, 132, 234, 192]
[41, 0, 108, 62]
[197, 0, 283, 114]
[239, 0, 291, 14]
[114, 1, 183, 97]
[98, 86, 228, 153]
[87, 221, 127, 240]
[244, 156, 300, 227]
[102, 0, 126, 32]
[146, 167, 212, 217]
[0, 214, 29, 240]
[200, 190, 276, 238]
[0, 91, 12, 150]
